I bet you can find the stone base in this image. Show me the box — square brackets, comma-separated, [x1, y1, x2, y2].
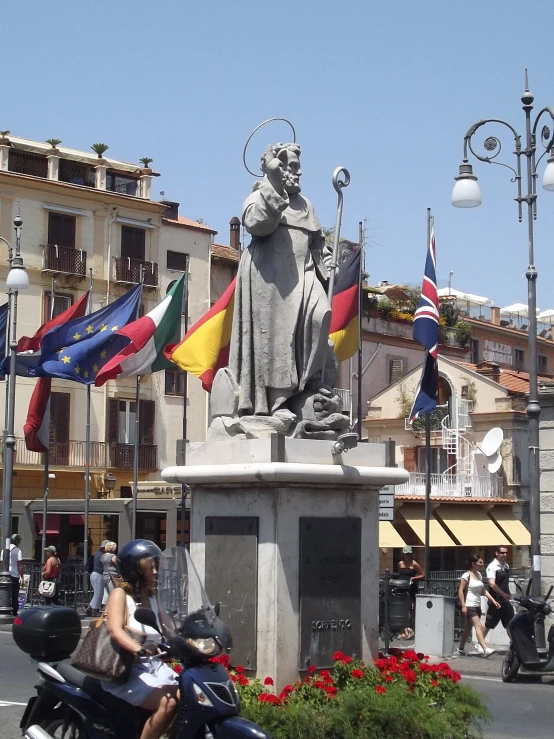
[163, 438, 408, 687]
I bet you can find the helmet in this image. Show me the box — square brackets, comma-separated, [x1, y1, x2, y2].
[117, 539, 162, 586]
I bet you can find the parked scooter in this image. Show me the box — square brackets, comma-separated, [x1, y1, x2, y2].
[502, 578, 554, 682]
[15, 546, 270, 738]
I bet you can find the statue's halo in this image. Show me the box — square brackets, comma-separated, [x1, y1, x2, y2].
[242, 118, 296, 177]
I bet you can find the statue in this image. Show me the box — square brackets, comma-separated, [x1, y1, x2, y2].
[210, 142, 350, 440]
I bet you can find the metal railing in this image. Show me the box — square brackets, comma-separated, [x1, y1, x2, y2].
[6, 438, 157, 471]
[395, 471, 506, 498]
[115, 257, 158, 287]
[42, 244, 87, 277]
[9, 150, 48, 178]
[24, 562, 92, 611]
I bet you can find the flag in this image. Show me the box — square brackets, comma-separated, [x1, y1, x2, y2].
[410, 226, 439, 422]
[95, 275, 184, 387]
[329, 249, 361, 363]
[165, 277, 236, 392]
[17, 291, 89, 353]
[0, 302, 8, 354]
[24, 377, 51, 453]
[38, 283, 142, 384]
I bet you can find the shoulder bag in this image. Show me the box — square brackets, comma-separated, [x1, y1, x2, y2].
[38, 580, 56, 597]
[72, 598, 145, 683]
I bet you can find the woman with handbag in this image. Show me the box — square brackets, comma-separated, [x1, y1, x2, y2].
[40, 545, 61, 605]
[101, 539, 179, 739]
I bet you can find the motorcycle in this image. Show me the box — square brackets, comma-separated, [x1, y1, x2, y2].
[15, 546, 270, 738]
[501, 577, 554, 682]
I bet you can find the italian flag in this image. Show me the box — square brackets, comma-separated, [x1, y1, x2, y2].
[95, 274, 184, 386]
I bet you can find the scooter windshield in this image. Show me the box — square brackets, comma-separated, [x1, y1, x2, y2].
[157, 546, 216, 633]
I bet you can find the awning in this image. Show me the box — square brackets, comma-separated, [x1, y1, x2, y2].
[434, 505, 510, 546]
[379, 522, 406, 548]
[33, 513, 60, 535]
[398, 504, 457, 546]
[489, 508, 531, 546]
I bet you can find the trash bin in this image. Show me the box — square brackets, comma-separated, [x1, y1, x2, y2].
[414, 594, 455, 657]
[380, 578, 411, 637]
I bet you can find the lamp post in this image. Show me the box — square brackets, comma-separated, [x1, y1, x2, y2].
[103, 472, 117, 497]
[0, 212, 29, 624]
[451, 72, 554, 598]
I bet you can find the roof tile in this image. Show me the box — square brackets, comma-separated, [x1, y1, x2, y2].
[162, 215, 217, 234]
[211, 243, 240, 263]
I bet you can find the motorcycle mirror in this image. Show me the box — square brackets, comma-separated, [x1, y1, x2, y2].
[546, 585, 554, 601]
[133, 607, 162, 635]
[515, 579, 524, 595]
[527, 577, 532, 596]
[214, 602, 221, 617]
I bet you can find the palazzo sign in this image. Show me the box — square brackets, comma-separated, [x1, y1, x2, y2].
[483, 339, 513, 366]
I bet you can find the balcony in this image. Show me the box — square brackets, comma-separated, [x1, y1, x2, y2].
[395, 472, 506, 499]
[115, 257, 158, 288]
[9, 438, 157, 472]
[42, 244, 87, 277]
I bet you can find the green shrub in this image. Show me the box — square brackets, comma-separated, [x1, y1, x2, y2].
[209, 650, 491, 739]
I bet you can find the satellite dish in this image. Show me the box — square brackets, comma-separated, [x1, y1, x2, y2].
[481, 427, 504, 457]
[487, 452, 502, 474]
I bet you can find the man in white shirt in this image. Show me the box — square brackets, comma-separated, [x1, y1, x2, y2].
[483, 546, 514, 640]
[8, 534, 23, 616]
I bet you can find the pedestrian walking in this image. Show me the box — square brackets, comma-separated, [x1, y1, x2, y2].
[41, 546, 61, 605]
[101, 541, 120, 605]
[86, 541, 108, 616]
[8, 534, 23, 616]
[483, 546, 515, 642]
[396, 546, 425, 639]
[456, 554, 500, 657]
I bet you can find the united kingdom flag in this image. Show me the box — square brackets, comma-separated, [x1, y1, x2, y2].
[409, 225, 439, 423]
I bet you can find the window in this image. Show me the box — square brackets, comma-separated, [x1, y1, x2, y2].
[388, 358, 405, 384]
[470, 339, 480, 364]
[539, 355, 548, 374]
[49, 392, 70, 466]
[48, 212, 76, 248]
[417, 447, 448, 474]
[107, 171, 139, 196]
[167, 251, 188, 271]
[165, 369, 186, 396]
[59, 159, 95, 187]
[108, 398, 155, 445]
[515, 349, 525, 371]
[167, 279, 187, 316]
[121, 226, 146, 260]
[44, 291, 73, 321]
[117, 400, 137, 445]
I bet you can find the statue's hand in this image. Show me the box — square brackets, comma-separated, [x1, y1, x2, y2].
[265, 158, 286, 196]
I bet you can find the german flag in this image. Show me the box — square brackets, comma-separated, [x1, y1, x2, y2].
[329, 249, 361, 363]
[164, 277, 236, 392]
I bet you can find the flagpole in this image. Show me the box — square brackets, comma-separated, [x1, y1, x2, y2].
[356, 221, 364, 439]
[424, 208, 432, 583]
[132, 375, 140, 539]
[83, 270, 93, 563]
[41, 277, 55, 564]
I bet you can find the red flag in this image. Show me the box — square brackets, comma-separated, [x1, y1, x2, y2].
[17, 290, 89, 353]
[24, 377, 51, 453]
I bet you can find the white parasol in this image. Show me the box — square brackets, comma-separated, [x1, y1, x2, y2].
[500, 303, 540, 319]
[437, 287, 493, 307]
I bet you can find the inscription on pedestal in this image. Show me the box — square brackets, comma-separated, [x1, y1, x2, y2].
[205, 517, 258, 669]
[299, 517, 361, 669]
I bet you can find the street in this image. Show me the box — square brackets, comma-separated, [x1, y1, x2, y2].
[1, 628, 553, 739]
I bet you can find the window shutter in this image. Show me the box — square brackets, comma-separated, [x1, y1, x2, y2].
[121, 226, 146, 260]
[403, 446, 417, 472]
[48, 213, 76, 248]
[50, 392, 70, 444]
[139, 400, 155, 445]
[108, 398, 119, 442]
[389, 359, 405, 384]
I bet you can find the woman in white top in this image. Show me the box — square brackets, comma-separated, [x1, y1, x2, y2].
[103, 540, 179, 739]
[457, 554, 501, 657]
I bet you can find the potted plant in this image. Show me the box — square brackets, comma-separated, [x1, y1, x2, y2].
[91, 143, 109, 161]
[0, 130, 11, 146]
[46, 138, 62, 155]
[454, 319, 473, 347]
[139, 156, 153, 174]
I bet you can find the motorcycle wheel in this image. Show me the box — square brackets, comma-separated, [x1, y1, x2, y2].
[41, 708, 88, 739]
[501, 646, 520, 683]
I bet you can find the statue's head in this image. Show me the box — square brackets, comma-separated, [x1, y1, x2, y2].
[261, 143, 302, 194]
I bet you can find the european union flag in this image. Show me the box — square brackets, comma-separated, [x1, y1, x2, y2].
[38, 284, 142, 384]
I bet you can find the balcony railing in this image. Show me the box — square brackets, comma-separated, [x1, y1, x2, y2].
[42, 244, 87, 277]
[395, 472, 506, 499]
[8, 438, 157, 471]
[115, 257, 158, 288]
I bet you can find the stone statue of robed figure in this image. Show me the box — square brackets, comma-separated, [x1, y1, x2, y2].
[210, 142, 349, 439]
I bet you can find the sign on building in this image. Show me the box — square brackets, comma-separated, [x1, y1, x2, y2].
[379, 486, 395, 521]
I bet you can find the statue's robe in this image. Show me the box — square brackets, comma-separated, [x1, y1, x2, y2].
[229, 178, 334, 416]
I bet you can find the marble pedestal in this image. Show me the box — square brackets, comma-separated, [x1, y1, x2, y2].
[163, 437, 408, 687]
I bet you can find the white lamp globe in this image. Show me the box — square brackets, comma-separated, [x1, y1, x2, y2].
[6, 264, 29, 290]
[542, 159, 554, 192]
[452, 177, 482, 208]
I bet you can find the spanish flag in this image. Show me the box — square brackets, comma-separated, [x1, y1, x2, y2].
[329, 249, 362, 363]
[164, 277, 236, 392]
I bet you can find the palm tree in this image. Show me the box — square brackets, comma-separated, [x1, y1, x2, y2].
[91, 143, 109, 158]
[46, 138, 62, 149]
[0, 130, 10, 144]
[139, 157, 153, 168]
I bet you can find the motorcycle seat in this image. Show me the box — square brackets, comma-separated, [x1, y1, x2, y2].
[55, 659, 105, 699]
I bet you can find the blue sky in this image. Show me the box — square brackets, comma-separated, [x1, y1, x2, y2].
[4, 0, 554, 309]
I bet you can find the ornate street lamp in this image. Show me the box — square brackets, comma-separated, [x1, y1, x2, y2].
[103, 472, 117, 496]
[452, 71, 554, 598]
